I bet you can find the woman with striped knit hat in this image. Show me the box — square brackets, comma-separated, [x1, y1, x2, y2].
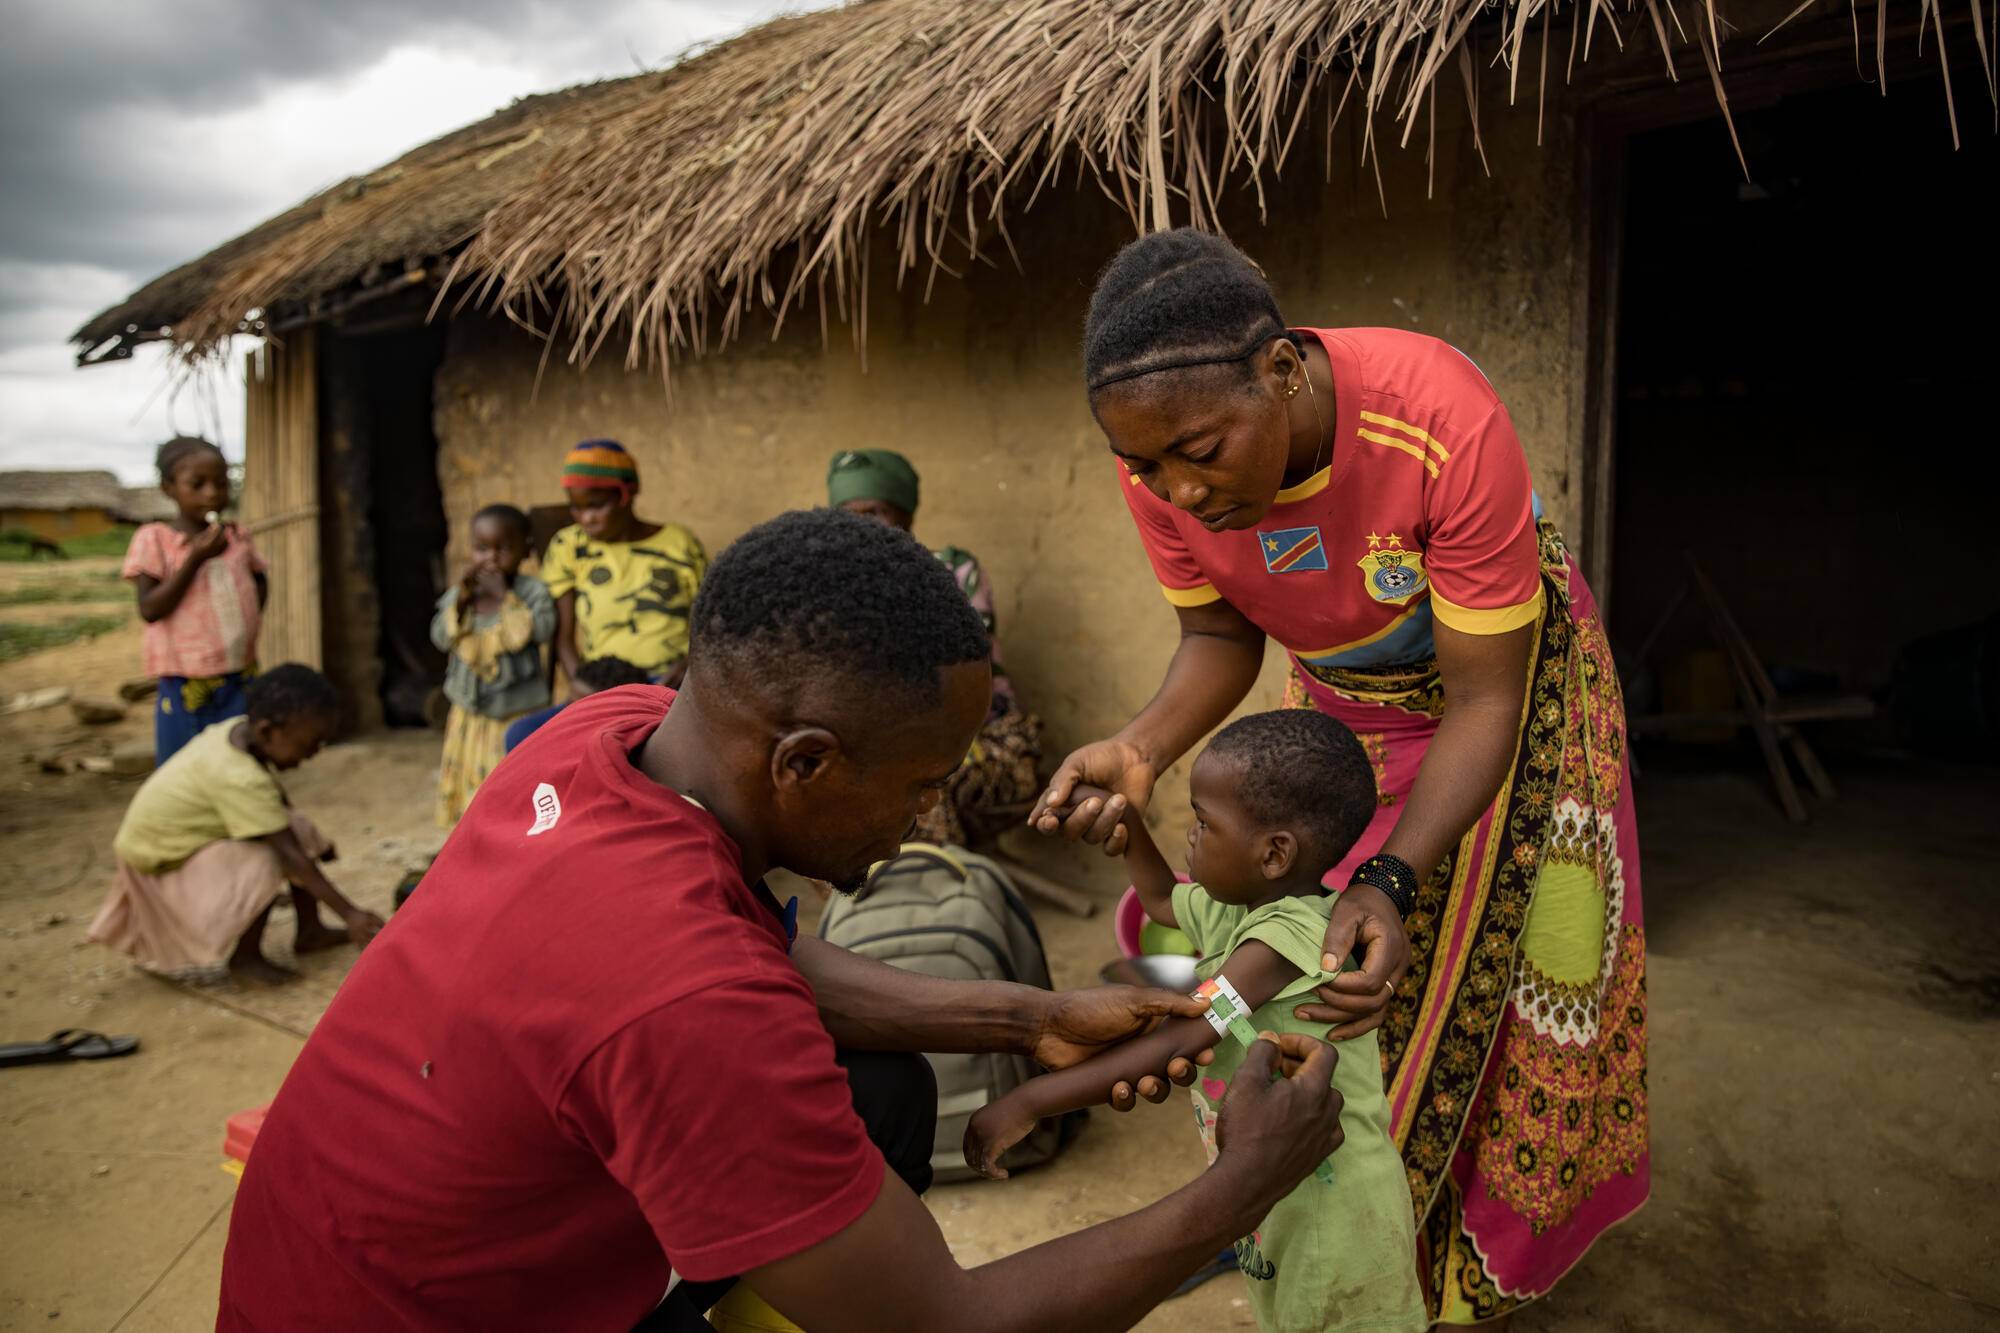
[540, 439, 708, 689]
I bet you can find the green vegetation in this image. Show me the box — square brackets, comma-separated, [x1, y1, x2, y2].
[0, 571, 128, 607]
[0, 525, 138, 562]
[0, 613, 129, 663]
[59, 526, 140, 558]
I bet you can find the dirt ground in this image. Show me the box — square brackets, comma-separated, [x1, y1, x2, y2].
[3, 561, 1997, 1331]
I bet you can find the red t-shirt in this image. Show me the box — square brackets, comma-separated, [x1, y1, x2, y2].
[1120, 327, 1545, 693]
[217, 688, 881, 1331]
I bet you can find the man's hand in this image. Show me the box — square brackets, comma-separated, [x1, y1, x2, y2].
[1212, 1032, 1343, 1199]
[1030, 985, 1216, 1108]
[1029, 985, 1211, 1068]
[963, 1096, 1038, 1181]
[1294, 885, 1411, 1040]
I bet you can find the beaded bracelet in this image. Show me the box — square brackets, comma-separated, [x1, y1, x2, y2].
[1348, 853, 1419, 919]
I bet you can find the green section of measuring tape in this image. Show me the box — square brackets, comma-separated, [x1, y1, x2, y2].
[1204, 986, 1265, 1050]
[1203, 978, 1337, 1186]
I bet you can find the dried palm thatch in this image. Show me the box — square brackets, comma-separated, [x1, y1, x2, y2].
[76, 0, 1996, 376]
[0, 471, 127, 513]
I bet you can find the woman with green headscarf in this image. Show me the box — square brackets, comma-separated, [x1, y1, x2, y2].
[828, 449, 1043, 846]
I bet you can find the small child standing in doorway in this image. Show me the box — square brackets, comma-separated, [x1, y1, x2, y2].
[539, 439, 706, 689]
[88, 665, 383, 984]
[430, 503, 555, 826]
[124, 436, 268, 764]
[966, 710, 1426, 1333]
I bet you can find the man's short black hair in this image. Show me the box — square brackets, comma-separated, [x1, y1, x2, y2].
[155, 435, 224, 482]
[689, 507, 987, 699]
[245, 664, 339, 728]
[574, 656, 651, 692]
[472, 503, 532, 543]
[1203, 709, 1377, 869]
[1083, 228, 1291, 394]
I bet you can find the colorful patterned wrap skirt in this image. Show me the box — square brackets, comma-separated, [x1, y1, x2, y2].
[1283, 520, 1649, 1322]
[910, 705, 1044, 848]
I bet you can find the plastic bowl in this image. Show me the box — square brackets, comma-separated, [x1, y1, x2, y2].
[1113, 886, 1146, 959]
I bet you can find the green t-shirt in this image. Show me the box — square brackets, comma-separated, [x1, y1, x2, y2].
[113, 721, 290, 874]
[1171, 883, 1427, 1333]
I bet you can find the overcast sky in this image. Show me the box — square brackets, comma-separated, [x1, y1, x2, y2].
[0, 1, 826, 485]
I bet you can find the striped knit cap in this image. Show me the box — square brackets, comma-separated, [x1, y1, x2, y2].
[561, 439, 639, 492]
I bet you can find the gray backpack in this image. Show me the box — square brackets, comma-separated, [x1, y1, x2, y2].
[818, 843, 1079, 1183]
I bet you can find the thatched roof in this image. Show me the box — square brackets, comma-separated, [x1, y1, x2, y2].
[1, 470, 124, 513]
[117, 486, 179, 524]
[75, 0, 1995, 372]
[0, 471, 177, 522]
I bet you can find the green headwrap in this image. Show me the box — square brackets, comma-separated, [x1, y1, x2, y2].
[826, 449, 920, 516]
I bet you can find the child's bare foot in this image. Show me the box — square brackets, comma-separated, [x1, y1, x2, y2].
[294, 920, 347, 954]
[230, 953, 298, 986]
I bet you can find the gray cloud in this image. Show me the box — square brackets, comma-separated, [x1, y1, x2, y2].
[0, 0, 815, 478]
[0, 0, 788, 275]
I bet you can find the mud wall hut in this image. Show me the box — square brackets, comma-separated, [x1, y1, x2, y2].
[0, 471, 173, 544]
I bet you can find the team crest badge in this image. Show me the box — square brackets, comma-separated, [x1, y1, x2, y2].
[1258, 526, 1328, 574]
[1356, 532, 1427, 604]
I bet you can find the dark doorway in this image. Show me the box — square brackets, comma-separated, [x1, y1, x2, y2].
[1607, 75, 1998, 738]
[319, 323, 449, 730]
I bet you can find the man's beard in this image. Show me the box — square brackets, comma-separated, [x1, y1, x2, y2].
[813, 872, 869, 897]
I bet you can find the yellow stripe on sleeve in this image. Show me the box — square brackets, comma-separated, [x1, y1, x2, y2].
[1357, 428, 1441, 478]
[1430, 584, 1545, 634]
[1161, 582, 1222, 608]
[1359, 411, 1452, 463]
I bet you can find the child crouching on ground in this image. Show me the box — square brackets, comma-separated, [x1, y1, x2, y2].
[88, 665, 385, 984]
[965, 709, 1425, 1333]
[430, 503, 555, 827]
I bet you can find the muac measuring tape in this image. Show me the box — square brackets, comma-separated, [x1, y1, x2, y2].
[1193, 974, 1337, 1187]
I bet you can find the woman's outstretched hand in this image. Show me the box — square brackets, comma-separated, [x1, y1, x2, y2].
[1028, 739, 1157, 855]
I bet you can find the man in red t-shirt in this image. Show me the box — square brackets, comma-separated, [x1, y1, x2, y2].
[218, 508, 1344, 1332]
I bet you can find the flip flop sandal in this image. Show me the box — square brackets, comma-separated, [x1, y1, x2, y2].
[0, 1029, 139, 1069]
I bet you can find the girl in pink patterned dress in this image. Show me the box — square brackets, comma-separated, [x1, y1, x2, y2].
[124, 437, 268, 763]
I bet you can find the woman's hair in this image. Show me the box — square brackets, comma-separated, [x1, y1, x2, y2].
[1203, 709, 1377, 869]
[473, 503, 532, 543]
[1083, 228, 1290, 394]
[155, 435, 224, 482]
[245, 664, 339, 728]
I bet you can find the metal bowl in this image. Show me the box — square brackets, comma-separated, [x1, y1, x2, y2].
[1098, 954, 1198, 991]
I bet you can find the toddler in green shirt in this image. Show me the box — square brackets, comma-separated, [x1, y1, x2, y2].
[965, 710, 1425, 1332]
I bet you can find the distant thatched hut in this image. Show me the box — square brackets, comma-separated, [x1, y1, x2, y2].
[73, 0, 1996, 758]
[0, 470, 172, 544]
